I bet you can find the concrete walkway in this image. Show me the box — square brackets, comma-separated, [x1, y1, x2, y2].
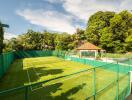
[126, 94, 132, 100]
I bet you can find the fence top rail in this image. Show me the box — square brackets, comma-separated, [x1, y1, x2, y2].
[0, 50, 131, 96]
[0, 66, 129, 96]
[0, 67, 92, 94]
[69, 56, 118, 68]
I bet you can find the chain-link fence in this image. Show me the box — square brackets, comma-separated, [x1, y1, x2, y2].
[0, 52, 14, 78]
[0, 50, 131, 100]
[0, 64, 130, 100]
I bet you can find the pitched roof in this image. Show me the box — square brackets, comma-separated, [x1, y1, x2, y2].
[77, 42, 101, 50]
[126, 52, 132, 54]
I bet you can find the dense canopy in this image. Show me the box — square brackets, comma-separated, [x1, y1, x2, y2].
[1, 10, 132, 53]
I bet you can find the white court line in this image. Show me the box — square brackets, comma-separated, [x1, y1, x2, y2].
[27, 60, 63, 63]
[32, 71, 109, 92]
[118, 62, 132, 67]
[26, 70, 33, 91]
[32, 67, 40, 78]
[32, 71, 94, 92]
[31, 64, 44, 91]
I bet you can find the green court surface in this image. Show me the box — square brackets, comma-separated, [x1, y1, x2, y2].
[0, 56, 129, 100]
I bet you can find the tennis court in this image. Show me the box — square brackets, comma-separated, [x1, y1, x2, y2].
[0, 56, 130, 100]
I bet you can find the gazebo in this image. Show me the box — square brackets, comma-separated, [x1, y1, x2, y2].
[76, 42, 105, 58]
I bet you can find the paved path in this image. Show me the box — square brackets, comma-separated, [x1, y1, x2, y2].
[126, 94, 132, 100]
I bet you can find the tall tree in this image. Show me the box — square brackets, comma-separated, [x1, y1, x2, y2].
[0, 22, 4, 54]
[55, 33, 73, 50]
[85, 11, 115, 45]
[85, 10, 132, 53]
[0, 21, 9, 54]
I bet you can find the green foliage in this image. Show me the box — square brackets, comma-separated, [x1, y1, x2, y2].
[54, 33, 72, 50]
[4, 29, 85, 52]
[85, 10, 132, 53]
[103, 53, 132, 58]
[85, 11, 115, 45]
[0, 22, 4, 54]
[3, 10, 132, 53]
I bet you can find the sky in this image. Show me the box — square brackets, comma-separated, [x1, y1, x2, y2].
[0, 0, 132, 39]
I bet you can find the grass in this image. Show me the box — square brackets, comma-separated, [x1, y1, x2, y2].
[102, 53, 132, 58]
[0, 56, 129, 100]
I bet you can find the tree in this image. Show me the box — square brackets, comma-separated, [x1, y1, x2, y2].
[3, 10, 132, 53]
[99, 27, 114, 52]
[125, 29, 132, 51]
[54, 33, 73, 50]
[85, 11, 115, 45]
[0, 22, 9, 54]
[41, 31, 55, 50]
[0, 22, 4, 54]
[85, 10, 132, 53]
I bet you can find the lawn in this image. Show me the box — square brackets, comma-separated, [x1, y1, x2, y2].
[0, 56, 129, 100]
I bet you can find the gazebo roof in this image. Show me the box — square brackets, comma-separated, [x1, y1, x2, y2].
[77, 42, 101, 50]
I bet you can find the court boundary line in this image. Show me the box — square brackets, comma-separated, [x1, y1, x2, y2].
[26, 60, 117, 92]
[32, 67, 41, 78]
[32, 66, 44, 90]
[32, 71, 90, 91]
[26, 69, 33, 91]
[118, 62, 132, 67]
[31, 70, 107, 92]
[31, 67, 115, 92]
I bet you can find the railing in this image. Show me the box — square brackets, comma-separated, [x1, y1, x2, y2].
[0, 62, 130, 100]
[0, 52, 15, 78]
[0, 50, 131, 100]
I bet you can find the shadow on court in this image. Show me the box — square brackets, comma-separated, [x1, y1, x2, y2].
[0, 58, 87, 100]
[26, 66, 64, 83]
[33, 67, 64, 77]
[0, 59, 29, 91]
[30, 83, 86, 100]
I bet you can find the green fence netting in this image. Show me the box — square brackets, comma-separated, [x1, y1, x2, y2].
[0, 50, 131, 100]
[0, 65, 130, 100]
[65, 56, 108, 67]
[0, 52, 15, 78]
[65, 56, 131, 73]
[15, 50, 53, 59]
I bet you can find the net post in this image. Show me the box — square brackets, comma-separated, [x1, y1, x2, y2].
[116, 61, 119, 100]
[128, 58, 131, 95]
[93, 68, 96, 100]
[128, 71, 131, 96]
[25, 86, 28, 100]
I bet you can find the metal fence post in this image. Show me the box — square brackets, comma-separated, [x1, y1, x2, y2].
[116, 61, 119, 100]
[25, 86, 28, 100]
[93, 68, 96, 100]
[1, 54, 4, 75]
[128, 58, 131, 95]
[128, 71, 131, 96]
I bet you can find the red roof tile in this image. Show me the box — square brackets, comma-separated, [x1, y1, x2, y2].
[77, 42, 101, 50]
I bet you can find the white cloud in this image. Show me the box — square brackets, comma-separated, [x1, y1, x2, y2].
[4, 32, 17, 40]
[120, 0, 132, 10]
[16, 9, 76, 33]
[45, 0, 63, 4]
[62, 0, 118, 21]
[16, 0, 132, 34]
[47, 0, 132, 21]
